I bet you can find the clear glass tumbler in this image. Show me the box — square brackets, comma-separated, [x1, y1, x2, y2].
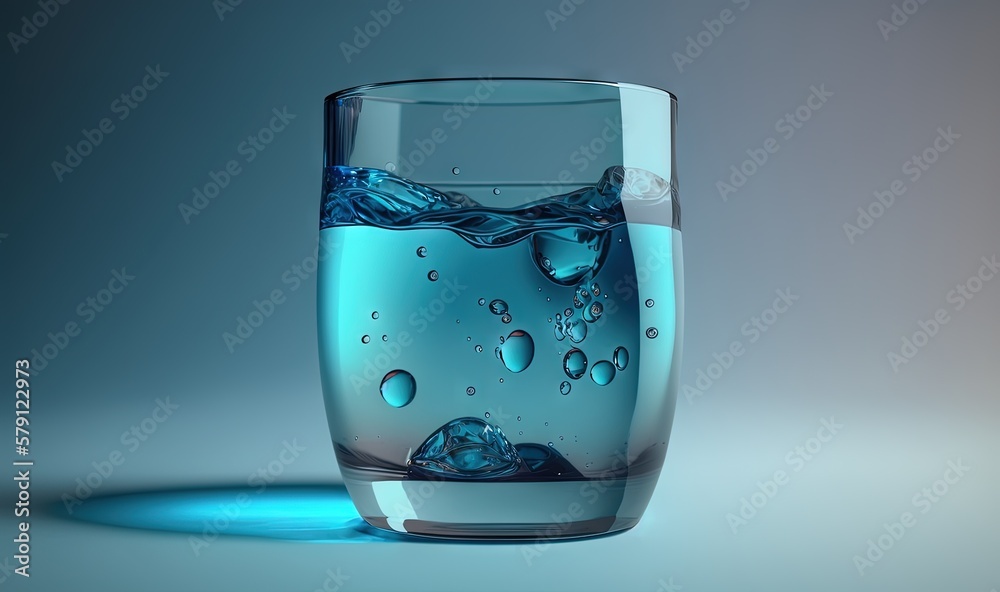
[318, 78, 682, 540]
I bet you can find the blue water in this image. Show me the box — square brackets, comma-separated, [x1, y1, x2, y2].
[318, 165, 681, 497]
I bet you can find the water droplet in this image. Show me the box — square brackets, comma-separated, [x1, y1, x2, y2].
[501, 313, 512, 324]
[645, 299, 655, 308]
[372, 311, 379, 319]
[428, 270, 439, 281]
[475, 345, 483, 353]
[559, 381, 571, 395]
[591, 283, 601, 296]
[559, 436, 564, 441]
[478, 298, 486, 306]
[385, 162, 396, 172]
[547, 317, 553, 323]
[499, 330, 534, 373]
[565, 319, 587, 343]
[583, 301, 604, 323]
[548, 442, 554, 447]
[466, 386, 476, 396]
[493, 187, 501, 195]
[546, 297, 551, 302]
[563, 349, 588, 379]
[355, 436, 359, 440]
[618, 238, 623, 243]
[613, 346, 629, 370]
[564, 308, 573, 317]
[452, 167, 461, 175]
[484, 411, 491, 418]
[517, 416, 521, 421]
[380, 370, 415, 408]
[573, 295, 585, 309]
[499, 378, 504, 383]
[361, 335, 370, 344]
[646, 327, 659, 339]
[456, 319, 461, 324]
[489, 299, 508, 315]
[555, 313, 562, 321]
[590, 360, 616, 386]
[553, 323, 565, 341]
[545, 422, 549, 426]
[467, 336, 471, 341]
[416, 246, 427, 258]
[381, 334, 388, 341]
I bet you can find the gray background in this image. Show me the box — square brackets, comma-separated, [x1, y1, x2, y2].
[1, 0, 998, 590]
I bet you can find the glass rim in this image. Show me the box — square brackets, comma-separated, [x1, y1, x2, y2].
[325, 77, 677, 104]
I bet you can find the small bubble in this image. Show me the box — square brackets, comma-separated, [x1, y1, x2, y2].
[361, 335, 370, 344]
[560, 436, 564, 441]
[493, 187, 501, 195]
[475, 345, 483, 353]
[646, 327, 659, 339]
[466, 386, 476, 396]
[555, 313, 562, 321]
[478, 298, 486, 306]
[519, 430, 523, 435]
[591, 283, 601, 296]
[381, 334, 388, 341]
[573, 296, 584, 309]
[372, 311, 379, 319]
[537, 287, 542, 292]
[517, 416, 521, 421]
[416, 246, 427, 258]
[499, 378, 504, 383]
[489, 299, 508, 315]
[546, 297, 551, 302]
[547, 317, 553, 323]
[355, 436, 359, 440]
[548, 442, 554, 447]
[545, 422, 549, 426]
[456, 319, 460, 324]
[564, 308, 573, 317]
[428, 270, 439, 281]
[452, 166, 461, 175]
[385, 162, 396, 172]
[580, 289, 589, 299]
[618, 238, 623, 243]
[485, 411, 490, 418]
[560, 381, 571, 395]
[501, 313, 512, 324]
[467, 336, 471, 341]
[645, 299, 655, 308]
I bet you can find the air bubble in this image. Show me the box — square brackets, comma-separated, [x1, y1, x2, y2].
[555, 313, 562, 321]
[355, 436, 359, 440]
[385, 162, 396, 172]
[613, 346, 629, 370]
[645, 299, 655, 308]
[590, 361, 616, 386]
[573, 295, 584, 309]
[517, 416, 521, 421]
[499, 330, 534, 373]
[452, 167, 461, 175]
[428, 270, 439, 281]
[563, 349, 588, 379]
[380, 370, 416, 408]
[382, 335, 388, 342]
[489, 299, 508, 315]
[475, 345, 483, 353]
[372, 311, 379, 319]
[501, 313, 512, 324]
[548, 442, 554, 447]
[499, 378, 504, 384]
[646, 327, 659, 339]
[591, 283, 601, 296]
[583, 301, 603, 323]
[416, 246, 427, 258]
[564, 308, 573, 317]
[361, 335, 370, 344]
[559, 381, 571, 395]
[466, 386, 476, 396]
[493, 188, 501, 195]
[478, 298, 486, 306]
[485, 411, 490, 418]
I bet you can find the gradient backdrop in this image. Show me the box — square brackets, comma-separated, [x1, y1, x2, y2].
[2, 1, 998, 591]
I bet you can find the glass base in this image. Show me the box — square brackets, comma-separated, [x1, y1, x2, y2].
[342, 468, 657, 540]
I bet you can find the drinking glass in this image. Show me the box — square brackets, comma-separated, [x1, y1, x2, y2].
[318, 78, 682, 539]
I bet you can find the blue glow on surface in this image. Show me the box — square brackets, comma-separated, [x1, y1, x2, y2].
[59, 485, 402, 543]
